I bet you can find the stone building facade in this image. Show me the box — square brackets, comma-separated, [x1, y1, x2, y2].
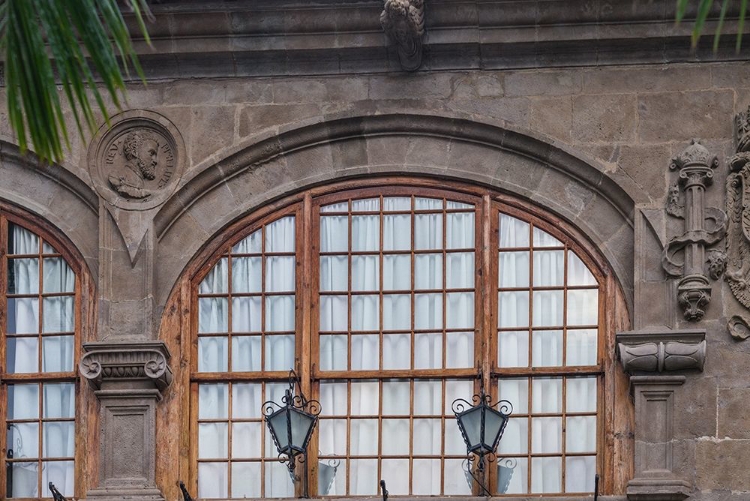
[1, 1, 750, 500]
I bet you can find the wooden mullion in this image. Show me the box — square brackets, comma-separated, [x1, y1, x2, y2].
[299, 198, 316, 496]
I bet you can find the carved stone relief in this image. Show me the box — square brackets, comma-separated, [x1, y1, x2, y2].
[617, 329, 706, 374]
[380, 0, 425, 71]
[662, 139, 727, 321]
[89, 111, 184, 211]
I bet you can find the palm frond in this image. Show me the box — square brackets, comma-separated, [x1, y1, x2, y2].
[1, 0, 151, 163]
[676, 0, 746, 52]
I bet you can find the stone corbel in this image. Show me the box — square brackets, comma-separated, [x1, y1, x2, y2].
[662, 139, 727, 322]
[617, 329, 704, 501]
[380, 0, 425, 71]
[79, 341, 173, 398]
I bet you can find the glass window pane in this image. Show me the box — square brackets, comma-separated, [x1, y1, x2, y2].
[382, 420, 410, 455]
[350, 419, 378, 455]
[382, 458, 409, 494]
[533, 250, 564, 287]
[198, 337, 228, 372]
[266, 256, 295, 292]
[498, 291, 529, 328]
[498, 330, 529, 368]
[498, 417, 528, 455]
[232, 335, 261, 372]
[199, 384, 228, 419]
[444, 459, 472, 495]
[498, 457, 528, 495]
[414, 214, 443, 250]
[532, 330, 563, 367]
[198, 462, 228, 498]
[43, 383, 75, 419]
[445, 331, 473, 368]
[320, 382, 348, 416]
[232, 422, 262, 458]
[412, 419, 441, 455]
[446, 212, 474, 249]
[200, 258, 227, 294]
[352, 198, 379, 211]
[232, 297, 261, 332]
[265, 335, 295, 371]
[43, 422, 75, 457]
[444, 420, 466, 455]
[532, 378, 562, 413]
[7, 423, 40, 459]
[9, 384, 39, 419]
[383, 255, 410, 290]
[43, 297, 74, 332]
[350, 459, 378, 495]
[352, 256, 379, 291]
[533, 227, 562, 247]
[8, 258, 39, 294]
[232, 462, 261, 498]
[566, 329, 597, 366]
[565, 456, 596, 493]
[7, 298, 40, 334]
[42, 461, 74, 497]
[352, 216, 379, 252]
[413, 380, 442, 416]
[498, 378, 528, 414]
[232, 229, 262, 254]
[383, 334, 411, 370]
[447, 201, 473, 210]
[382, 294, 410, 331]
[265, 216, 295, 253]
[567, 416, 597, 453]
[445, 380, 473, 414]
[568, 289, 599, 325]
[321, 201, 348, 213]
[383, 215, 411, 251]
[383, 197, 411, 211]
[199, 297, 227, 333]
[414, 333, 442, 369]
[446, 293, 474, 329]
[319, 418, 348, 456]
[320, 216, 348, 253]
[232, 383, 262, 419]
[415, 198, 442, 210]
[531, 457, 561, 493]
[412, 459, 441, 495]
[383, 381, 410, 415]
[43, 258, 75, 293]
[6, 337, 39, 373]
[10, 462, 39, 497]
[351, 381, 379, 415]
[499, 214, 529, 248]
[499, 251, 529, 287]
[567, 377, 597, 413]
[42, 336, 74, 373]
[351, 295, 379, 331]
[9, 224, 39, 254]
[199, 424, 228, 459]
[415, 293, 442, 330]
[531, 417, 562, 453]
[266, 295, 295, 331]
[446, 252, 474, 288]
[415, 253, 442, 290]
[351, 335, 379, 370]
[532, 290, 563, 327]
[320, 255, 348, 291]
[568, 251, 597, 286]
[320, 335, 348, 371]
[320, 295, 348, 331]
[320, 457, 346, 496]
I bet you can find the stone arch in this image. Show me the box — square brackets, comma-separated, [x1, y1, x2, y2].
[0, 141, 99, 279]
[154, 112, 638, 317]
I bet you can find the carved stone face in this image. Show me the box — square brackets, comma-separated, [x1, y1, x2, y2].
[138, 139, 159, 181]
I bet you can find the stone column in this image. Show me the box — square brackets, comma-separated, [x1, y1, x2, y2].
[617, 329, 706, 501]
[79, 342, 173, 501]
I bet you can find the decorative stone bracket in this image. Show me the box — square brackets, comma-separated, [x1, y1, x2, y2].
[79, 342, 173, 501]
[662, 139, 727, 322]
[617, 329, 704, 501]
[380, 0, 425, 71]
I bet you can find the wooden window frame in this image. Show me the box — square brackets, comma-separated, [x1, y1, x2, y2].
[186, 177, 631, 499]
[0, 202, 90, 501]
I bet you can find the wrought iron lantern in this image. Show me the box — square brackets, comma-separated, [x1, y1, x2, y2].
[452, 376, 512, 493]
[263, 370, 321, 485]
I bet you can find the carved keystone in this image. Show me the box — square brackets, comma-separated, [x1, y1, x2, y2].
[80, 342, 172, 501]
[662, 139, 727, 321]
[380, 0, 425, 71]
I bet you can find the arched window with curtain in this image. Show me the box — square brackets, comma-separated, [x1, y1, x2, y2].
[190, 179, 610, 498]
[1, 211, 79, 499]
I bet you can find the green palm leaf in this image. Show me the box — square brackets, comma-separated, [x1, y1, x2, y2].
[1, 0, 151, 163]
[676, 0, 747, 51]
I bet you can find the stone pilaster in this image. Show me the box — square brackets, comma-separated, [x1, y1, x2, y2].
[79, 342, 173, 501]
[617, 329, 705, 500]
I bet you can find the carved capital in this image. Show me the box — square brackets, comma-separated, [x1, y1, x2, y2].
[79, 341, 173, 399]
[676, 274, 711, 321]
[669, 138, 718, 185]
[617, 329, 706, 373]
[380, 0, 425, 71]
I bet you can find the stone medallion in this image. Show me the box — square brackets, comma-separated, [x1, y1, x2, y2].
[89, 110, 185, 211]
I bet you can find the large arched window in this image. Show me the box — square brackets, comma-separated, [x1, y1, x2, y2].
[191, 180, 610, 498]
[0, 209, 81, 499]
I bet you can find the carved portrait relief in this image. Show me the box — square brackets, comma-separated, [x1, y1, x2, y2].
[89, 110, 185, 211]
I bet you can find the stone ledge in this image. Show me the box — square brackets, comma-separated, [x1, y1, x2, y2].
[627, 477, 691, 501]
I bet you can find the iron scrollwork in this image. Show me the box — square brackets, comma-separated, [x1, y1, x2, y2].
[49, 483, 67, 501]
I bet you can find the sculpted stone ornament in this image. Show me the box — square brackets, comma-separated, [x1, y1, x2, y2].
[617, 330, 706, 373]
[725, 106, 750, 316]
[662, 139, 727, 321]
[89, 111, 185, 211]
[380, 0, 425, 71]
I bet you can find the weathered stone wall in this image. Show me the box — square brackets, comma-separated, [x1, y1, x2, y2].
[3, 12, 750, 498]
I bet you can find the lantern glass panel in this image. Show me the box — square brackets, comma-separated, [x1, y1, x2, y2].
[483, 407, 507, 450]
[289, 408, 315, 450]
[269, 409, 290, 451]
[459, 406, 483, 451]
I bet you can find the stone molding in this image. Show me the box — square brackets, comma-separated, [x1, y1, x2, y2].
[617, 329, 706, 373]
[79, 341, 173, 398]
[380, 0, 425, 71]
[662, 140, 726, 322]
